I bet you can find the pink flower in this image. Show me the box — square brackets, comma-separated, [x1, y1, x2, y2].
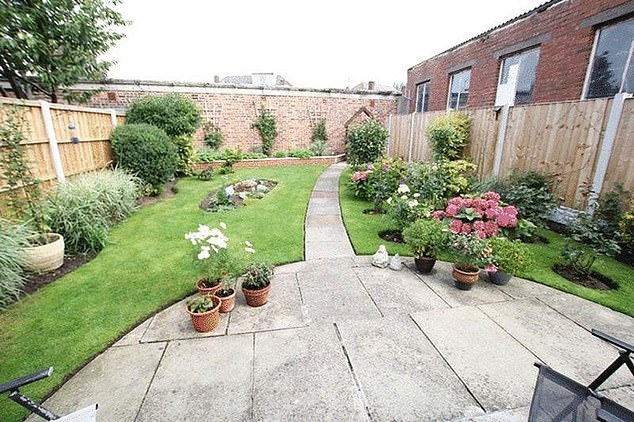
[473, 221, 485, 231]
[485, 207, 498, 219]
[475, 230, 487, 239]
[351, 171, 368, 182]
[432, 210, 446, 220]
[483, 191, 501, 202]
[485, 264, 498, 272]
[450, 219, 463, 234]
[446, 204, 460, 217]
[463, 198, 473, 208]
[460, 223, 472, 234]
[503, 206, 518, 216]
[497, 213, 512, 227]
[484, 221, 498, 237]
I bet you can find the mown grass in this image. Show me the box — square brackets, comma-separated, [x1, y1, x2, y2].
[0, 165, 326, 421]
[339, 168, 634, 318]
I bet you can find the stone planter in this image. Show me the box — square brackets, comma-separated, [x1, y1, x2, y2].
[452, 264, 480, 290]
[21, 233, 65, 273]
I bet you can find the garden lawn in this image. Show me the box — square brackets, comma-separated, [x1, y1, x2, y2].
[0, 165, 326, 421]
[340, 168, 634, 318]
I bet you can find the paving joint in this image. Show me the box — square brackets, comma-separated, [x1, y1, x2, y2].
[134, 341, 169, 421]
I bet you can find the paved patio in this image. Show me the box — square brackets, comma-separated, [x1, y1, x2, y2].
[29, 163, 634, 421]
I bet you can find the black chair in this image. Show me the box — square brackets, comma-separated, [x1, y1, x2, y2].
[0, 367, 97, 421]
[528, 329, 634, 422]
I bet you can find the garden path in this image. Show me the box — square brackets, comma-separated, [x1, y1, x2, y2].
[28, 164, 634, 421]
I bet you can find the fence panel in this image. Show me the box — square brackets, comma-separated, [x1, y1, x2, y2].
[603, 98, 634, 195]
[465, 107, 499, 179]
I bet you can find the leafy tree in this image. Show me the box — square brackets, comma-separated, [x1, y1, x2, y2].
[0, 0, 127, 103]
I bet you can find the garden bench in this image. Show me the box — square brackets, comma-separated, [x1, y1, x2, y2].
[0, 367, 97, 421]
[528, 329, 634, 421]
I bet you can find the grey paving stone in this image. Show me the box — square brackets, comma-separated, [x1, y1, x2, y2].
[228, 273, 306, 334]
[27, 343, 165, 422]
[493, 277, 563, 299]
[463, 406, 530, 421]
[305, 241, 355, 260]
[305, 213, 344, 227]
[253, 325, 368, 421]
[297, 266, 381, 324]
[416, 261, 512, 307]
[307, 199, 341, 215]
[310, 190, 339, 199]
[411, 306, 538, 412]
[305, 225, 350, 242]
[113, 317, 152, 347]
[603, 385, 634, 411]
[478, 298, 632, 388]
[538, 293, 634, 345]
[141, 296, 229, 342]
[337, 316, 485, 421]
[137, 335, 252, 421]
[274, 258, 356, 274]
[353, 266, 449, 315]
[312, 178, 340, 191]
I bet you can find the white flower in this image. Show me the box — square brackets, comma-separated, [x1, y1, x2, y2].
[408, 199, 419, 208]
[244, 240, 253, 247]
[397, 184, 410, 194]
[207, 236, 228, 250]
[197, 249, 210, 260]
[220, 222, 227, 230]
[386, 197, 393, 205]
[245, 247, 256, 254]
[401, 195, 408, 200]
[413, 193, 420, 198]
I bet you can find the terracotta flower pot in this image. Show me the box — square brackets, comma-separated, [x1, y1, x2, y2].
[414, 256, 436, 274]
[196, 278, 221, 296]
[242, 283, 271, 307]
[452, 264, 480, 290]
[488, 270, 512, 286]
[21, 233, 65, 273]
[215, 288, 236, 313]
[186, 296, 221, 333]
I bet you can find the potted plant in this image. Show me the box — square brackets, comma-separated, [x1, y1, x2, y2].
[0, 105, 64, 272]
[185, 295, 221, 332]
[241, 262, 273, 307]
[402, 218, 448, 273]
[487, 237, 533, 285]
[449, 234, 492, 290]
[214, 274, 236, 313]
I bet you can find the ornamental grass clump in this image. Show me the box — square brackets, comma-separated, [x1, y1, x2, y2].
[0, 219, 35, 308]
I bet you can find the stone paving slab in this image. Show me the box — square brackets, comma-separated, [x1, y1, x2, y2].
[307, 200, 341, 215]
[136, 335, 252, 421]
[353, 266, 450, 315]
[337, 316, 485, 421]
[494, 277, 563, 299]
[28, 343, 165, 422]
[113, 317, 152, 347]
[253, 324, 368, 421]
[297, 266, 381, 324]
[141, 297, 229, 342]
[478, 298, 632, 389]
[310, 190, 339, 199]
[603, 386, 634, 410]
[411, 306, 538, 412]
[305, 240, 355, 260]
[305, 213, 345, 227]
[415, 261, 511, 307]
[228, 273, 306, 335]
[305, 226, 351, 242]
[463, 406, 529, 421]
[538, 293, 634, 345]
[273, 257, 357, 275]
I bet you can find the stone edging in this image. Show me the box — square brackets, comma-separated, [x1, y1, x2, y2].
[194, 154, 346, 170]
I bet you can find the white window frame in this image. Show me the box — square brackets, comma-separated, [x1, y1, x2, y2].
[447, 68, 471, 110]
[415, 81, 430, 112]
[495, 46, 540, 106]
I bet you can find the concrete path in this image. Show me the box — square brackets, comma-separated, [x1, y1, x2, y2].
[29, 164, 634, 421]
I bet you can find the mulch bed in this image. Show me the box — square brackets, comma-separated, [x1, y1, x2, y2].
[552, 264, 617, 290]
[379, 229, 404, 243]
[22, 254, 95, 295]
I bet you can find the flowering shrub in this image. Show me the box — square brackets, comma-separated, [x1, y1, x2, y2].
[185, 222, 255, 286]
[348, 166, 374, 200]
[433, 192, 518, 239]
[367, 158, 408, 212]
[405, 159, 477, 209]
[450, 234, 494, 271]
[385, 184, 432, 230]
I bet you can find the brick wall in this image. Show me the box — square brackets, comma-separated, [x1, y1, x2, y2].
[80, 81, 399, 154]
[407, 0, 631, 111]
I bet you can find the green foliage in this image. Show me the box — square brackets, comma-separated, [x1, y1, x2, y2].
[384, 185, 432, 231]
[406, 159, 477, 209]
[242, 261, 272, 289]
[202, 121, 223, 150]
[0, 219, 35, 308]
[172, 134, 195, 176]
[46, 169, 140, 254]
[489, 237, 533, 275]
[365, 158, 408, 212]
[196, 148, 267, 162]
[0, 106, 47, 232]
[288, 148, 315, 159]
[0, 0, 127, 102]
[186, 295, 217, 313]
[346, 119, 388, 165]
[197, 167, 214, 181]
[126, 94, 202, 137]
[593, 184, 630, 242]
[219, 148, 243, 173]
[620, 202, 634, 259]
[402, 218, 448, 258]
[310, 119, 329, 156]
[426, 112, 470, 161]
[274, 150, 288, 158]
[111, 124, 178, 192]
[251, 108, 278, 156]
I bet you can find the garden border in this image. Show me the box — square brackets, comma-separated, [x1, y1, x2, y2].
[194, 154, 346, 170]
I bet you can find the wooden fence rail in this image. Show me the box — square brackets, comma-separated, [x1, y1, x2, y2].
[387, 95, 633, 209]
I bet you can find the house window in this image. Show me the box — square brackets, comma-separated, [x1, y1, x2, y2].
[586, 17, 634, 99]
[415, 81, 430, 112]
[448, 69, 471, 110]
[497, 47, 540, 105]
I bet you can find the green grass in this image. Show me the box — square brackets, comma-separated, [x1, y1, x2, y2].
[340, 168, 634, 318]
[0, 165, 326, 421]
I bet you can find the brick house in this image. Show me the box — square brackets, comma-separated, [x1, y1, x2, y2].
[407, 0, 634, 112]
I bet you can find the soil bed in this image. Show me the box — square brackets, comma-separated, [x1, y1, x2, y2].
[552, 264, 617, 290]
[22, 254, 95, 295]
[379, 229, 404, 243]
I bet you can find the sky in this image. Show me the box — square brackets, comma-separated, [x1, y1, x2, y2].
[105, 0, 549, 90]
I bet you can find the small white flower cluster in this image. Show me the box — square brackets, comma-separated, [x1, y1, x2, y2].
[185, 222, 255, 260]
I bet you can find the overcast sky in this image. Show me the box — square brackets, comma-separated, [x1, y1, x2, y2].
[106, 0, 549, 89]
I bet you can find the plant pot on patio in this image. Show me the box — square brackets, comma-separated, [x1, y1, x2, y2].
[488, 270, 512, 286]
[414, 257, 436, 274]
[186, 295, 221, 333]
[452, 264, 480, 290]
[215, 288, 236, 313]
[241, 262, 273, 307]
[195, 277, 222, 296]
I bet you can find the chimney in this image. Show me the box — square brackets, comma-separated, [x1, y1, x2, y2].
[214, 75, 220, 83]
[368, 81, 375, 91]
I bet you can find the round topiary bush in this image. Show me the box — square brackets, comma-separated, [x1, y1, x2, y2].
[111, 123, 178, 192]
[346, 119, 388, 165]
[126, 94, 202, 137]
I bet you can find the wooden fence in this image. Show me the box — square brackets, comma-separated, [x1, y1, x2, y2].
[0, 98, 123, 195]
[387, 96, 633, 209]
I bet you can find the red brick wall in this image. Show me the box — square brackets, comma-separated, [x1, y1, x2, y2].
[84, 83, 398, 154]
[407, 0, 631, 111]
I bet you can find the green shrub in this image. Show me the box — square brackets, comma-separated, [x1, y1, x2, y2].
[426, 112, 470, 161]
[620, 202, 634, 260]
[274, 150, 288, 158]
[367, 157, 408, 212]
[310, 119, 328, 156]
[288, 148, 315, 159]
[489, 237, 533, 275]
[111, 123, 177, 193]
[126, 94, 201, 137]
[202, 121, 223, 150]
[46, 169, 140, 254]
[251, 108, 277, 156]
[242, 262, 272, 289]
[172, 134, 195, 176]
[346, 119, 388, 165]
[406, 159, 477, 209]
[0, 219, 34, 308]
[594, 184, 630, 243]
[402, 218, 448, 258]
[197, 167, 214, 181]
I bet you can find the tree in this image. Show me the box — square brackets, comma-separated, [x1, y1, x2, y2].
[0, 0, 127, 103]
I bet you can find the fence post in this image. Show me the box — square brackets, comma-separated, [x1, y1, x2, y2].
[492, 105, 510, 177]
[407, 113, 415, 162]
[386, 115, 392, 156]
[40, 101, 65, 184]
[587, 92, 633, 212]
[110, 109, 118, 128]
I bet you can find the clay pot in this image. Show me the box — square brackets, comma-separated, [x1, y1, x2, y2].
[414, 256, 436, 274]
[452, 264, 480, 290]
[241, 283, 271, 307]
[186, 296, 221, 333]
[196, 278, 221, 296]
[215, 288, 236, 313]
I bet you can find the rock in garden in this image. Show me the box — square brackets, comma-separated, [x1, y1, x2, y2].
[224, 185, 235, 197]
[372, 245, 389, 268]
[389, 254, 403, 271]
[238, 192, 249, 200]
[256, 184, 269, 193]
